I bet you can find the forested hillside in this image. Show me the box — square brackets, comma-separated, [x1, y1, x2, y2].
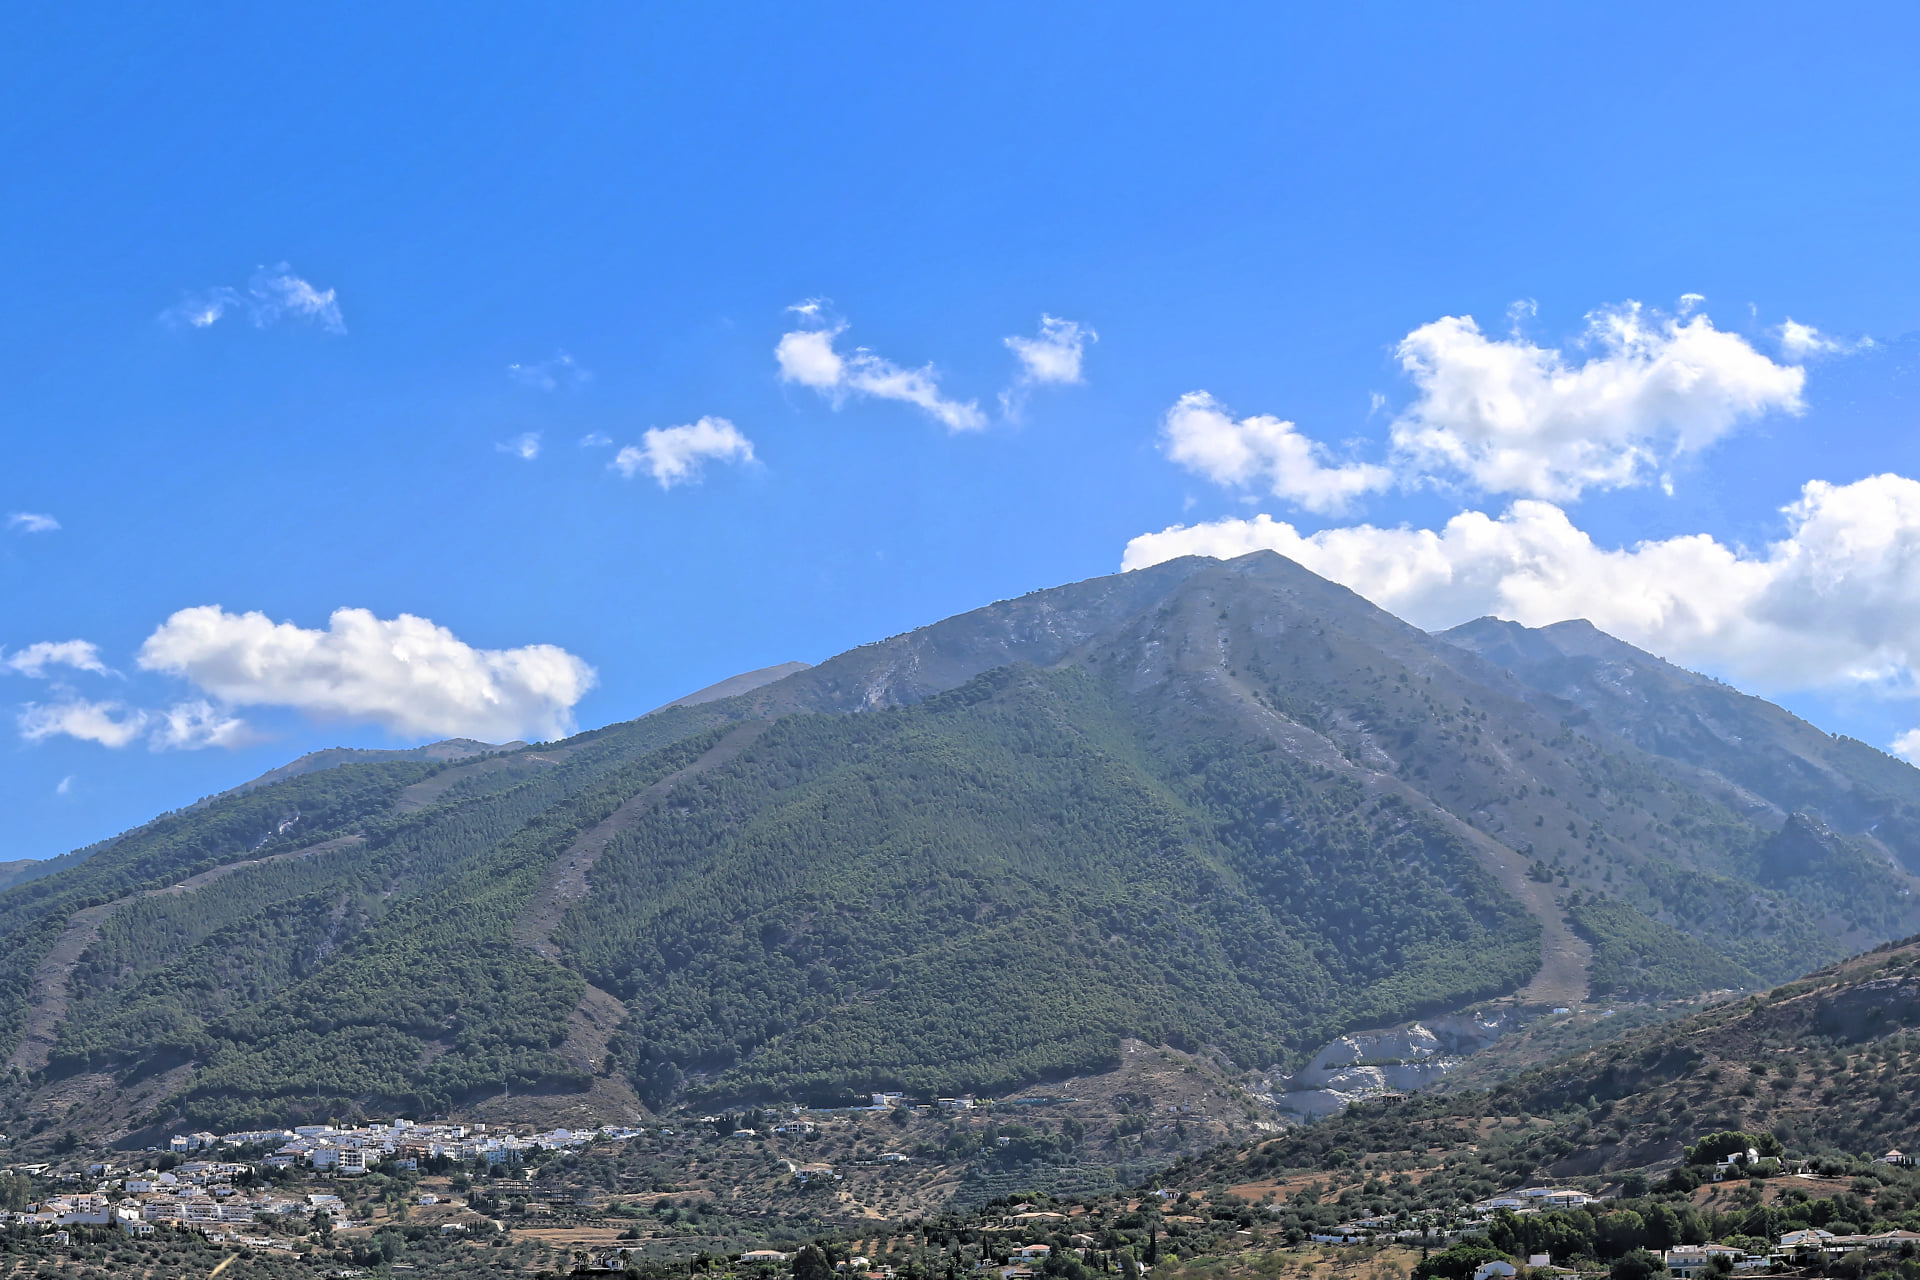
[4, 551, 1920, 1148]
[1160, 933, 1920, 1235]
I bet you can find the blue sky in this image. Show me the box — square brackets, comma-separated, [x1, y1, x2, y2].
[5, 4, 1920, 860]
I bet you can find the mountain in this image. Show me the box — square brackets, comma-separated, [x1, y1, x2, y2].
[5, 551, 1920, 1150]
[1443, 616, 1920, 872]
[648, 660, 812, 711]
[209, 736, 525, 800]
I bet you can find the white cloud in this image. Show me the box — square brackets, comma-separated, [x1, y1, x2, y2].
[1160, 391, 1392, 516]
[18, 699, 148, 748]
[162, 286, 242, 329]
[775, 326, 846, 389]
[1005, 315, 1095, 386]
[136, 606, 596, 742]
[7, 512, 59, 533]
[2, 640, 109, 678]
[151, 699, 255, 750]
[612, 417, 756, 489]
[54, 775, 72, 796]
[509, 353, 592, 390]
[1778, 318, 1873, 361]
[15, 693, 253, 752]
[248, 265, 345, 332]
[776, 303, 985, 432]
[579, 432, 613, 448]
[1001, 315, 1097, 417]
[1124, 474, 1920, 713]
[498, 432, 542, 461]
[1389, 303, 1805, 500]
[161, 263, 344, 333]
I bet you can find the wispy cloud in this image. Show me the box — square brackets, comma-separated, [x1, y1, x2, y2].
[16, 696, 253, 752]
[776, 301, 985, 432]
[579, 432, 613, 448]
[2, 640, 110, 678]
[1778, 318, 1874, 361]
[161, 263, 345, 334]
[7, 512, 59, 533]
[509, 353, 592, 390]
[612, 417, 756, 489]
[150, 699, 256, 750]
[497, 432, 542, 461]
[18, 698, 150, 748]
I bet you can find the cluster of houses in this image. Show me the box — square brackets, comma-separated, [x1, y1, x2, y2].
[2, 1159, 324, 1241]
[1309, 1187, 1604, 1244]
[1312, 1163, 1920, 1276]
[167, 1117, 647, 1174]
[2, 1118, 659, 1243]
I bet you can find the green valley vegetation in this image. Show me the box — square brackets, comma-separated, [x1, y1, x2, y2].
[21, 920, 1920, 1280]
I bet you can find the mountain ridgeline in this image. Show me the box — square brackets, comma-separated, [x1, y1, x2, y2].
[7, 551, 1920, 1142]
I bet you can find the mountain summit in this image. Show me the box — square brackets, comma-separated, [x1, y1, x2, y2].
[5, 552, 1919, 1143]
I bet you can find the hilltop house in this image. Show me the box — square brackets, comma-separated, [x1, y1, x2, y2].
[1664, 1245, 1766, 1277]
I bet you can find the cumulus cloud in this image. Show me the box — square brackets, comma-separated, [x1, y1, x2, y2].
[776, 302, 985, 432]
[1006, 314, 1095, 385]
[612, 417, 756, 489]
[161, 263, 345, 334]
[1779, 319, 1873, 361]
[1389, 303, 1805, 500]
[497, 432, 542, 461]
[1161, 391, 1392, 515]
[8, 512, 59, 533]
[2, 640, 109, 678]
[1000, 314, 1097, 417]
[136, 606, 596, 742]
[1124, 474, 1920, 708]
[509, 353, 592, 390]
[18, 699, 149, 748]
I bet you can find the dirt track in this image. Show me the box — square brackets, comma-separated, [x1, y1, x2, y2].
[5, 834, 364, 1074]
[503, 718, 774, 1124]
[513, 719, 771, 961]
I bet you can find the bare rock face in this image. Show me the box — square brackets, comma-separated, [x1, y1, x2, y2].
[1268, 1015, 1509, 1117]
